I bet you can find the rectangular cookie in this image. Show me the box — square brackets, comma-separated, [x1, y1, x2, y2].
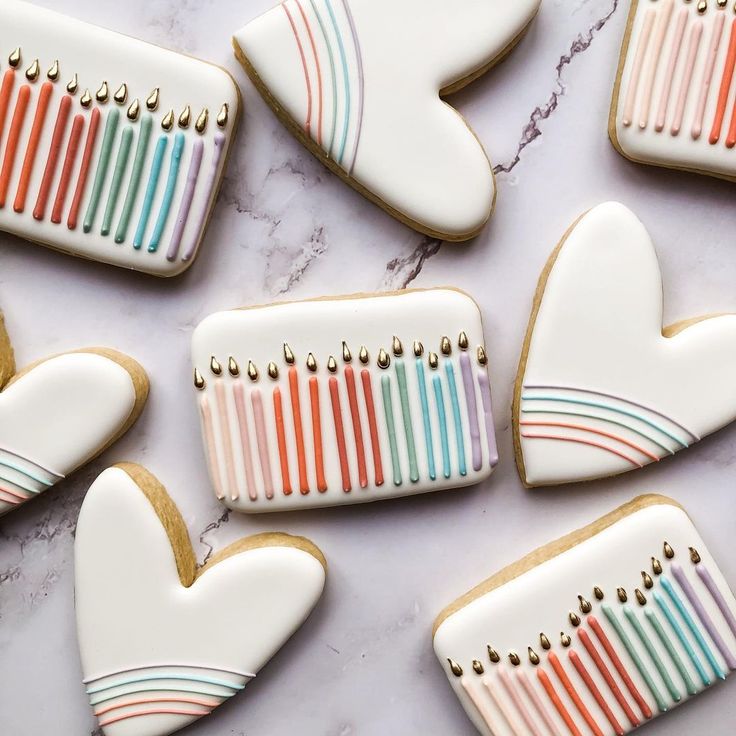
[433, 495, 736, 735]
[610, 0, 736, 181]
[191, 289, 498, 512]
[0, 0, 239, 276]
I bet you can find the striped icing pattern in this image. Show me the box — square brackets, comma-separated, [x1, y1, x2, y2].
[0, 445, 64, 509]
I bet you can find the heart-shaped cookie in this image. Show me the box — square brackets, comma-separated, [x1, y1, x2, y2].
[513, 201, 736, 486]
[74, 463, 327, 736]
[233, 0, 541, 241]
[0, 311, 148, 516]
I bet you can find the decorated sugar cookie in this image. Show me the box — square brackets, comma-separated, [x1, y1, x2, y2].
[191, 289, 498, 512]
[75, 464, 327, 736]
[233, 0, 541, 241]
[0, 310, 148, 516]
[513, 202, 736, 487]
[434, 495, 736, 736]
[0, 0, 240, 276]
[611, 0, 736, 181]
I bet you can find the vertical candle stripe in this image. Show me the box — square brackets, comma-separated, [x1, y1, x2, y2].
[381, 374, 402, 487]
[360, 369, 384, 486]
[251, 389, 275, 500]
[100, 126, 134, 235]
[82, 108, 120, 232]
[477, 369, 499, 468]
[199, 395, 225, 500]
[148, 131, 185, 252]
[459, 352, 482, 472]
[344, 366, 367, 488]
[655, 8, 687, 132]
[432, 374, 451, 479]
[660, 574, 725, 680]
[33, 94, 72, 220]
[709, 18, 736, 145]
[482, 675, 524, 736]
[67, 107, 100, 230]
[13, 81, 53, 213]
[133, 134, 168, 248]
[233, 382, 258, 501]
[51, 114, 84, 224]
[459, 677, 502, 736]
[622, 8, 656, 127]
[214, 380, 239, 501]
[548, 652, 604, 736]
[415, 358, 436, 481]
[653, 589, 710, 686]
[0, 70, 16, 150]
[623, 605, 681, 702]
[568, 650, 624, 736]
[644, 608, 697, 695]
[167, 138, 203, 260]
[691, 15, 721, 138]
[537, 668, 582, 736]
[329, 375, 352, 492]
[115, 114, 152, 243]
[639, 0, 674, 129]
[395, 359, 419, 482]
[601, 604, 668, 713]
[181, 132, 225, 262]
[309, 376, 327, 492]
[516, 670, 561, 736]
[273, 387, 293, 495]
[696, 563, 736, 639]
[0, 85, 30, 207]
[445, 361, 467, 477]
[288, 367, 310, 494]
[672, 20, 703, 136]
[498, 668, 542, 736]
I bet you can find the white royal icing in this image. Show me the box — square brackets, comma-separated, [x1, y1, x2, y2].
[234, 0, 540, 239]
[0, 352, 141, 516]
[0, 0, 239, 276]
[191, 289, 498, 512]
[515, 201, 736, 486]
[434, 498, 736, 736]
[75, 465, 326, 736]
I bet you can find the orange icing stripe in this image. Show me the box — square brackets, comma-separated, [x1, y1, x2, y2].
[569, 651, 625, 736]
[0, 85, 31, 207]
[67, 107, 100, 230]
[51, 113, 84, 224]
[33, 94, 72, 221]
[0, 70, 16, 150]
[94, 696, 220, 717]
[548, 652, 604, 736]
[710, 18, 736, 145]
[329, 376, 351, 492]
[288, 367, 310, 494]
[295, 0, 323, 146]
[273, 387, 293, 496]
[0, 486, 26, 504]
[537, 668, 582, 736]
[309, 377, 327, 492]
[344, 366, 368, 488]
[521, 433, 642, 468]
[361, 369, 384, 486]
[283, 2, 313, 136]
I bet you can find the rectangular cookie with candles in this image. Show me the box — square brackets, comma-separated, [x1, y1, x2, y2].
[433, 495, 736, 736]
[0, 0, 239, 276]
[191, 288, 498, 512]
[610, 0, 736, 181]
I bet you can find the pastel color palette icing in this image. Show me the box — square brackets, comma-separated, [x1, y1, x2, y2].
[513, 201, 736, 487]
[191, 289, 499, 512]
[611, 0, 736, 181]
[0, 0, 240, 276]
[433, 495, 736, 736]
[75, 464, 326, 736]
[233, 0, 541, 241]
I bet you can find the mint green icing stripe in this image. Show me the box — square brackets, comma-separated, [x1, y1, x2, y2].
[0, 459, 53, 487]
[133, 135, 168, 249]
[100, 126, 133, 236]
[115, 114, 153, 244]
[309, 0, 338, 155]
[416, 359, 436, 481]
[89, 684, 231, 707]
[624, 605, 681, 703]
[645, 608, 698, 695]
[445, 362, 466, 476]
[602, 603, 668, 713]
[381, 374, 402, 486]
[395, 360, 419, 482]
[86, 672, 244, 695]
[148, 131, 185, 252]
[324, 0, 350, 164]
[83, 109, 120, 233]
[0, 471, 43, 494]
[432, 374, 451, 479]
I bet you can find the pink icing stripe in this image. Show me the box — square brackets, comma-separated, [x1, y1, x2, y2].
[483, 676, 524, 735]
[517, 670, 561, 736]
[295, 0, 323, 147]
[498, 668, 542, 736]
[691, 14, 722, 139]
[0, 482, 31, 501]
[233, 382, 258, 502]
[459, 677, 501, 735]
[0, 489, 23, 504]
[214, 380, 239, 501]
[639, 0, 674, 129]
[283, 1, 314, 136]
[622, 8, 656, 127]
[251, 389, 275, 500]
[655, 8, 688, 132]
[98, 707, 211, 727]
[477, 370, 499, 469]
[94, 696, 221, 717]
[521, 433, 642, 468]
[199, 396, 225, 500]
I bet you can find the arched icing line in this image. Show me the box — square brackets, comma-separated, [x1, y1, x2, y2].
[308, 0, 338, 156]
[324, 0, 351, 164]
[341, 0, 364, 174]
[283, 2, 314, 137]
[295, 0, 323, 146]
[98, 707, 212, 728]
[83, 663, 255, 684]
[520, 432, 642, 468]
[94, 695, 222, 717]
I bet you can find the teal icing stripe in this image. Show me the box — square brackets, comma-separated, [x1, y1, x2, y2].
[654, 589, 710, 686]
[381, 374, 402, 486]
[395, 360, 419, 483]
[445, 362, 466, 477]
[624, 606, 681, 703]
[432, 374, 451, 479]
[0, 471, 42, 494]
[645, 608, 698, 695]
[89, 684, 231, 707]
[602, 603, 668, 713]
[0, 459, 53, 487]
[86, 672, 245, 695]
[324, 0, 350, 164]
[660, 575, 726, 680]
[309, 0, 338, 155]
[115, 114, 153, 244]
[521, 394, 688, 448]
[83, 109, 120, 233]
[148, 131, 185, 252]
[133, 134, 168, 249]
[416, 359, 436, 481]
[100, 126, 133, 236]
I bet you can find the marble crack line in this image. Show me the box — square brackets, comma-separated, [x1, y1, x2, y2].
[198, 508, 232, 565]
[267, 226, 329, 296]
[380, 236, 442, 291]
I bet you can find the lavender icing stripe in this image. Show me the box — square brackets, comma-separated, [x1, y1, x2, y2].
[696, 564, 736, 640]
[341, 0, 364, 175]
[477, 370, 499, 469]
[459, 352, 482, 471]
[672, 563, 736, 670]
[167, 139, 204, 262]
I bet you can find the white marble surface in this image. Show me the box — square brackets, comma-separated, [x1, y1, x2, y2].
[2, 0, 736, 734]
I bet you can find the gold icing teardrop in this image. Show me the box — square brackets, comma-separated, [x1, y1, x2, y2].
[441, 336, 452, 356]
[664, 542, 675, 559]
[458, 331, 469, 350]
[178, 104, 191, 129]
[635, 589, 647, 606]
[114, 82, 128, 105]
[307, 353, 317, 372]
[690, 547, 702, 564]
[359, 346, 369, 364]
[267, 362, 279, 380]
[560, 632, 571, 648]
[47, 59, 60, 81]
[413, 340, 424, 357]
[594, 586, 604, 601]
[569, 612, 581, 627]
[210, 356, 222, 375]
[80, 89, 92, 108]
[428, 352, 439, 370]
[217, 102, 229, 128]
[66, 73, 79, 95]
[327, 356, 338, 373]
[8, 48, 21, 69]
[617, 588, 628, 604]
[161, 109, 175, 131]
[127, 99, 140, 121]
[508, 652, 521, 667]
[25, 58, 40, 82]
[377, 348, 390, 369]
[528, 647, 540, 666]
[193, 368, 205, 390]
[472, 660, 484, 675]
[540, 633, 551, 650]
[652, 557, 663, 575]
[247, 361, 259, 382]
[146, 87, 160, 111]
[195, 107, 209, 134]
[487, 645, 500, 663]
[342, 341, 352, 363]
[642, 571, 654, 589]
[392, 335, 403, 357]
[578, 595, 592, 614]
[96, 80, 109, 103]
[448, 658, 463, 677]
[697, 0, 707, 11]
[477, 345, 488, 365]
[228, 357, 239, 377]
[284, 343, 295, 365]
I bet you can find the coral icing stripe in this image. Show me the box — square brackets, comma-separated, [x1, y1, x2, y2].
[361, 369, 384, 486]
[51, 113, 84, 224]
[98, 707, 211, 727]
[520, 421, 659, 462]
[68, 107, 100, 230]
[94, 696, 220, 717]
[0, 486, 26, 503]
[295, 0, 323, 146]
[521, 432, 642, 468]
[288, 368, 310, 494]
[537, 668, 582, 736]
[273, 387, 293, 495]
[569, 651, 625, 736]
[548, 653, 603, 736]
[0, 85, 30, 207]
[329, 376, 351, 492]
[283, 2, 314, 137]
[309, 377, 327, 492]
[710, 18, 736, 145]
[0, 70, 15, 148]
[33, 94, 72, 220]
[344, 366, 368, 488]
